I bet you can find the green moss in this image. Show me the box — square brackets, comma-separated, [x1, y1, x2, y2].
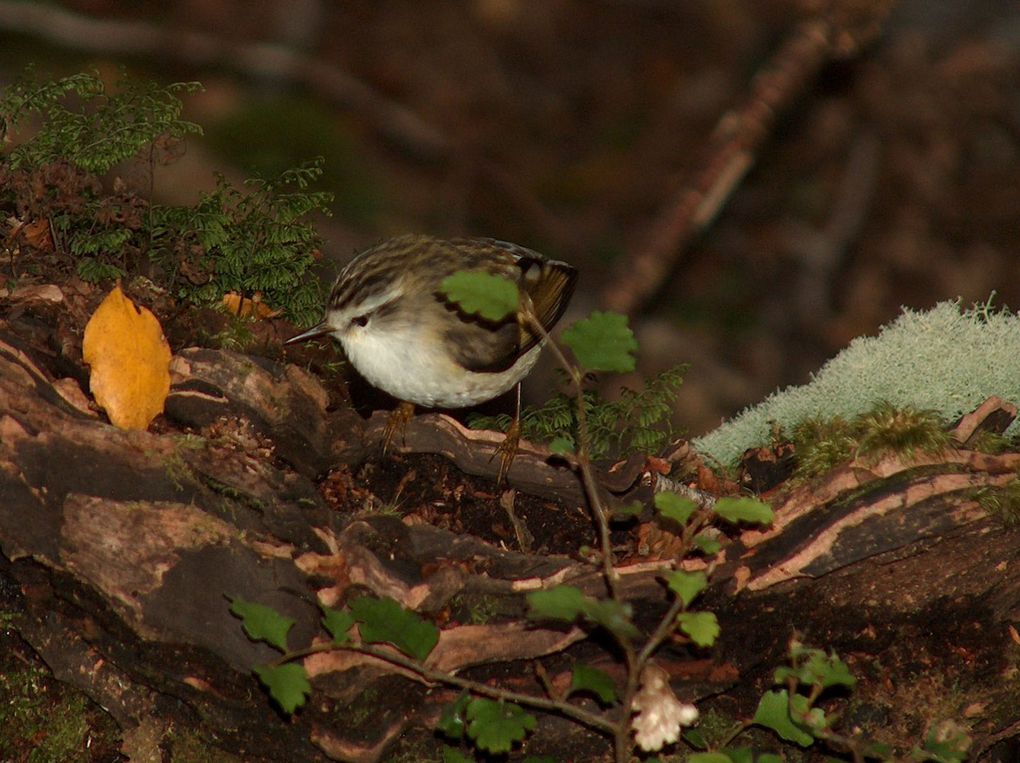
[854, 402, 951, 460]
[792, 415, 858, 478]
[449, 594, 504, 625]
[966, 429, 1011, 455]
[0, 667, 96, 763]
[203, 314, 258, 352]
[972, 477, 1020, 525]
[790, 403, 951, 480]
[695, 299, 1020, 466]
[168, 728, 242, 762]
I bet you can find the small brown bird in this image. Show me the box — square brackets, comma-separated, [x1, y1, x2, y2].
[286, 234, 577, 476]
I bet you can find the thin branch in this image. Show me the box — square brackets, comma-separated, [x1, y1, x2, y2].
[601, 1, 899, 316]
[279, 640, 619, 736]
[522, 307, 620, 600]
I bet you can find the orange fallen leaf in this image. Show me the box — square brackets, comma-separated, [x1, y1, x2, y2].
[222, 291, 283, 319]
[82, 284, 171, 430]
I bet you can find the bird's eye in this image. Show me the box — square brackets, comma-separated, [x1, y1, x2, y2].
[352, 315, 369, 327]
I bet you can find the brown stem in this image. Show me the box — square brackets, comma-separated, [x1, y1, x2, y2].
[521, 306, 619, 601]
[521, 305, 638, 763]
[276, 640, 619, 735]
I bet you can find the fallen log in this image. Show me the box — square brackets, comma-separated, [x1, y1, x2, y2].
[2, 322, 1019, 760]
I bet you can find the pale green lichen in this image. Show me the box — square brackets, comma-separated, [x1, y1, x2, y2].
[693, 298, 1020, 466]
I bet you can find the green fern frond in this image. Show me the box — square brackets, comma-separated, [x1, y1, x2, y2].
[469, 365, 686, 460]
[2, 69, 329, 325]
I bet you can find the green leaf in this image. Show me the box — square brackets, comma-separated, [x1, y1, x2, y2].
[465, 699, 536, 754]
[689, 754, 735, 763]
[548, 436, 575, 455]
[676, 611, 719, 647]
[350, 596, 438, 661]
[442, 747, 474, 763]
[437, 693, 472, 740]
[790, 692, 829, 733]
[757, 755, 784, 763]
[527, 585, 588, 622]
[568, 664, 617, 705]
[522, 757, 557, 763]
[230, 596, 294, 652]
[713, 496, 773, 525]
[562, 311, 638, 373]
[528, 586, 639, 640]
[722, 749, 753, 763]
[654, 492, 698, 525]
[665, 570, 707, 608]
[805, 651, 855, 689]
[775, 648, 856, 690]
[684, 728, 708, 750]
[582, 598, 641, 642]
[864, 743, 893, 759]
[441, 271, 520, 321]
[611, 500, 643, 520]
[919, 725, 971, 763]
[321, 607, 355, 645]
[752, 690, 814, 747]
[254, 663, 310, 714]
[693, 533, 722, 555]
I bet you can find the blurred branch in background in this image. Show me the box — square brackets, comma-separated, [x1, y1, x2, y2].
[0, 0, 901, 303]
[601, 0, 899, 316]
[0, 0, 451, 159]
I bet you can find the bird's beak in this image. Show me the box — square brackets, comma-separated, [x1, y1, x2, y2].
[284, 321, 332, 345]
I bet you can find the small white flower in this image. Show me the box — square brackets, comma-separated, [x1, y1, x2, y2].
[630, 663, 699, 752]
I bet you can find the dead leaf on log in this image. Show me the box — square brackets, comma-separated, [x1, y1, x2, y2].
[82, 283, 171, 430]
[424, 621, 586, 673]
[311, 723, 406, 763]
[221, 291, 283, 319]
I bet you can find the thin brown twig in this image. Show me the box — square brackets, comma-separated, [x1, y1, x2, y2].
[521, 307, 620, 600]
[277, 639, 619, 736]
[601, 1, 899, 316]
[972, 716, 1020, 760]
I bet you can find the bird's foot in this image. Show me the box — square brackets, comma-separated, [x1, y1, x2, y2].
[493, 415, 521, 485]
[383, 401, 415, 454]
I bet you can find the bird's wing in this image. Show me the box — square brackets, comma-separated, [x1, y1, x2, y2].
[443, 239, 578, 373]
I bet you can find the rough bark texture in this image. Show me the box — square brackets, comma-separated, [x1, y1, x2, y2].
[2, 325, 1020, 761]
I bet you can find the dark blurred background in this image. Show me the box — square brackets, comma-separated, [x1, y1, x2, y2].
[3, 0, 1019, 437]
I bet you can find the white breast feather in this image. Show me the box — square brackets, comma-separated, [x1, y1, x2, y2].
[340, 325, 542, 408]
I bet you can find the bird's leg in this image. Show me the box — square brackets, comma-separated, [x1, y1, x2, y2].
[493, 383, 523, 484]
[383, 401, 415, 454]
